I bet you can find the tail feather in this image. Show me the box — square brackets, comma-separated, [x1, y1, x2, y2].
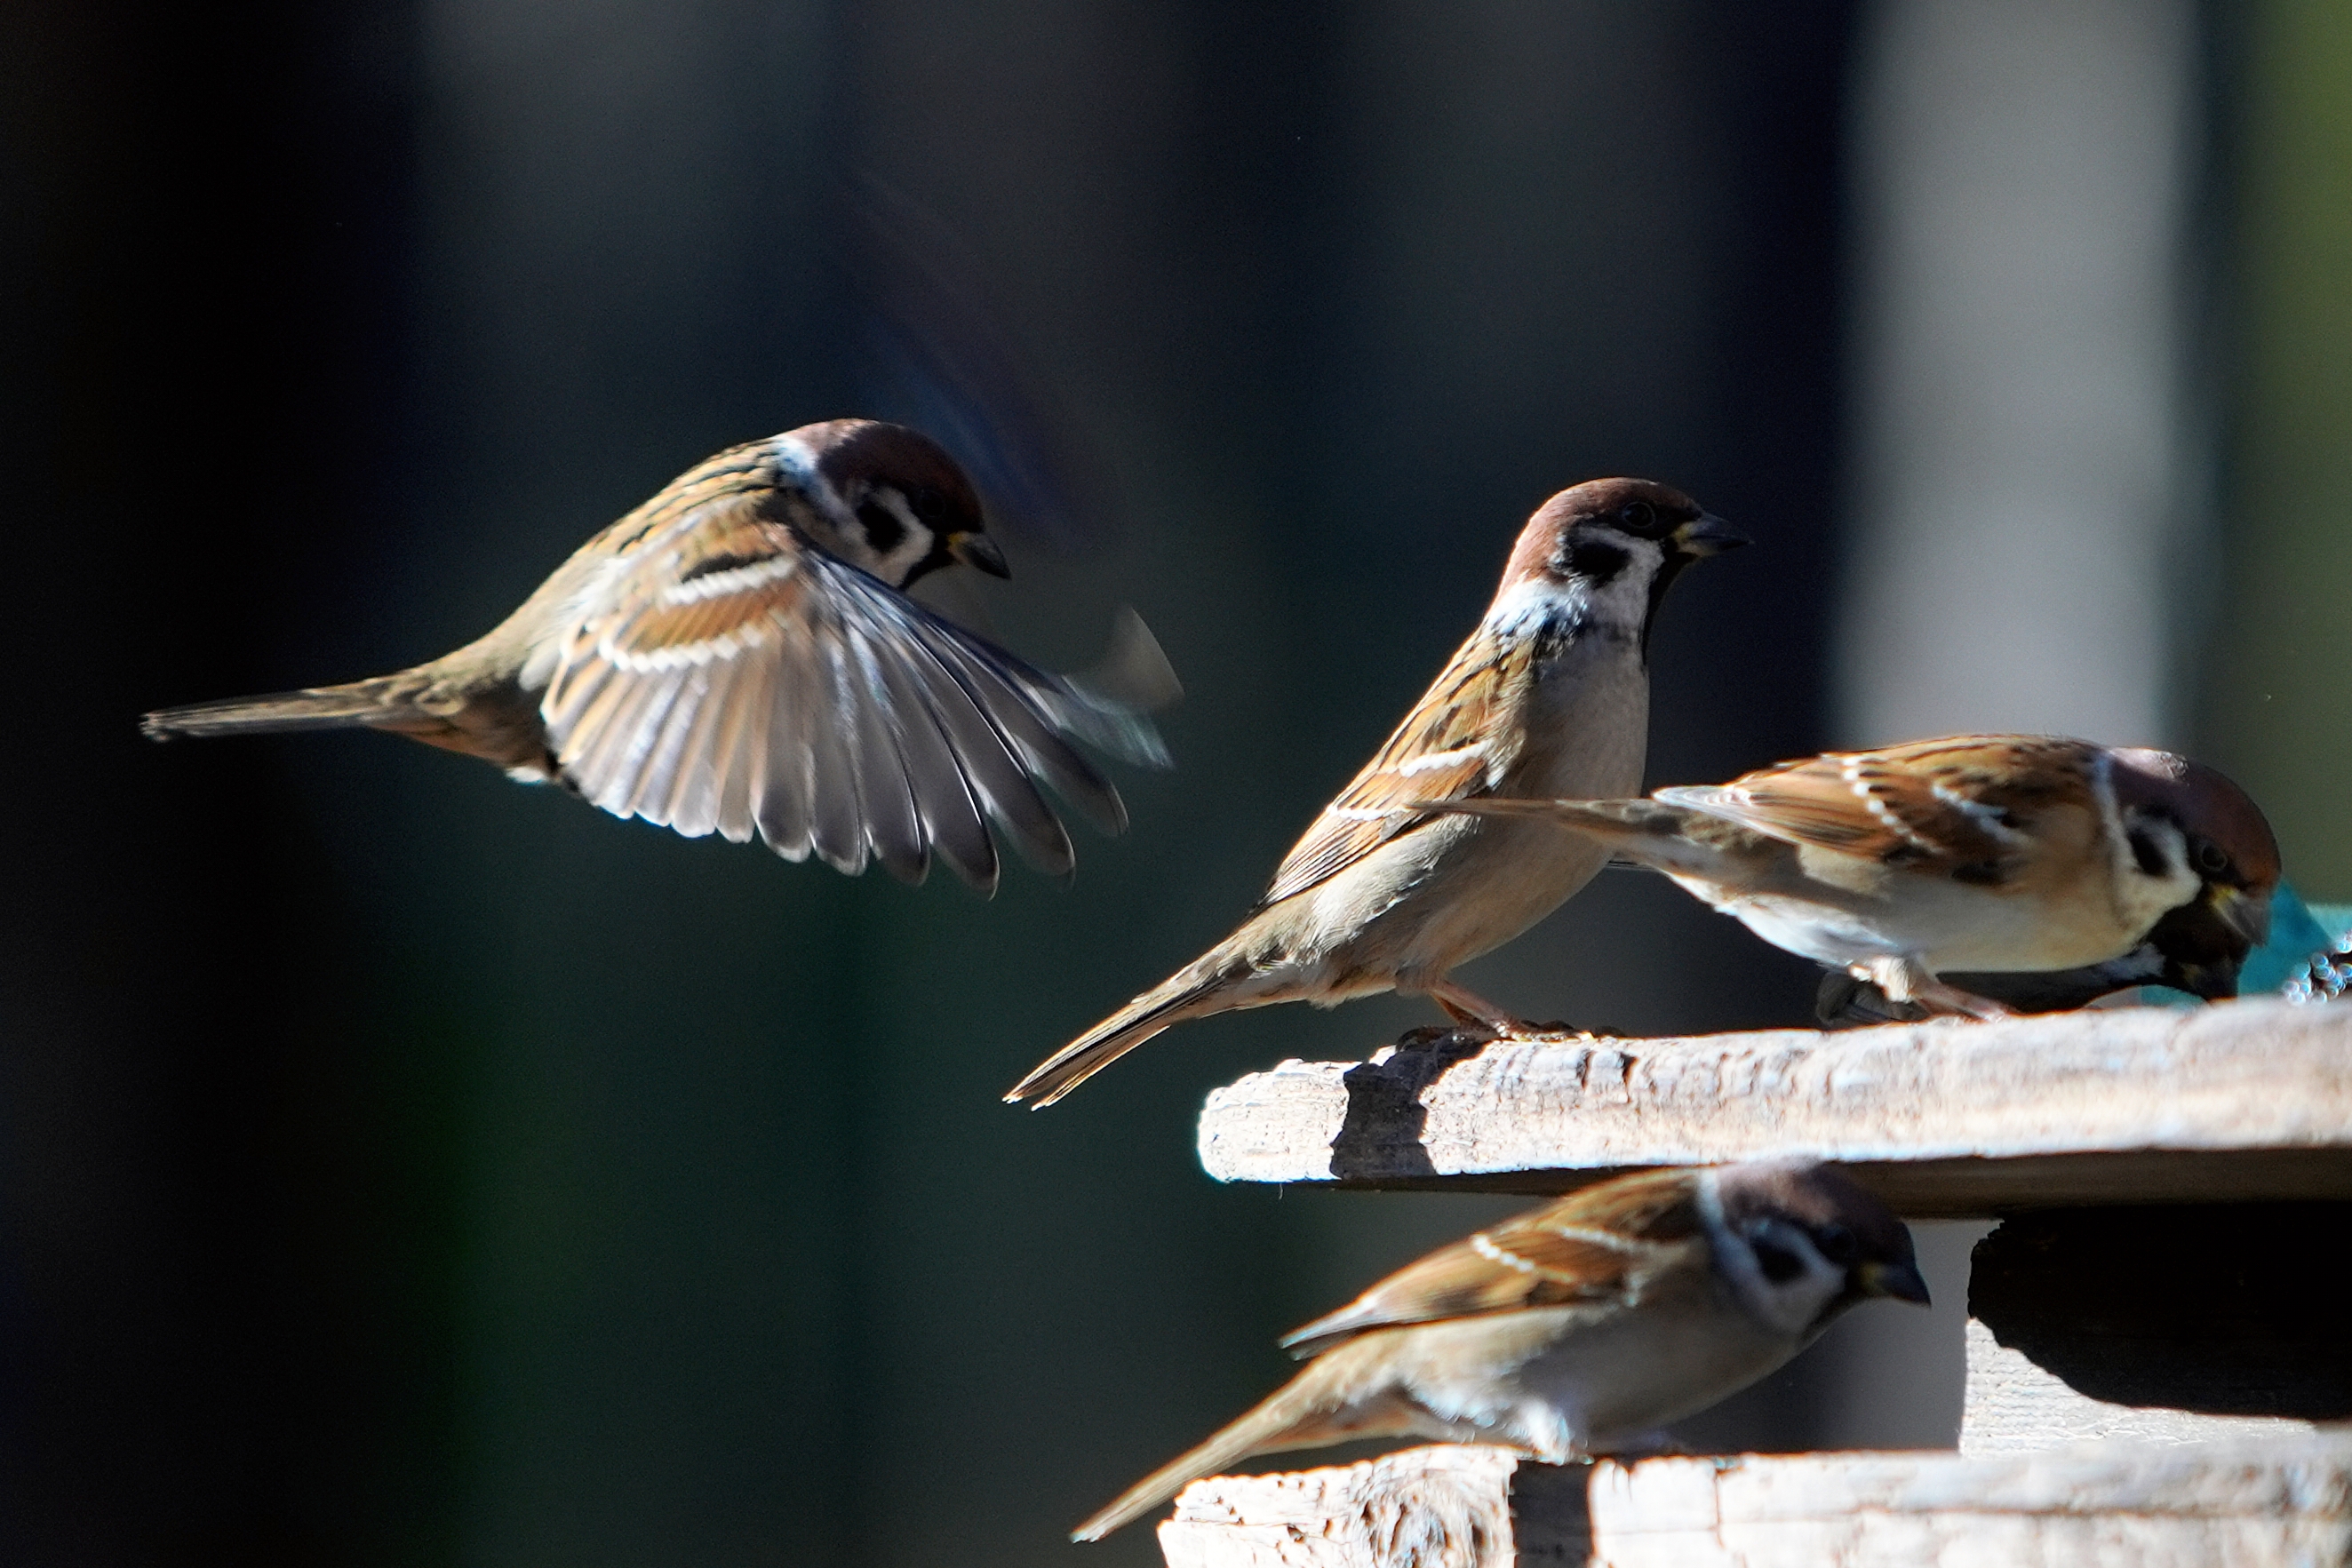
[1409, 795, 1744, 876]
[1004, 967, 1229, 1106]
[142, 680, 405, 740]
[1406, 794, 1666, 840]
[1071, 1346, 1414, 1541]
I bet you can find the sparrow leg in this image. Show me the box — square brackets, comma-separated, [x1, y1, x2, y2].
[1423, 980, 1549, 1037]
[1854, 957, 2017, 1023]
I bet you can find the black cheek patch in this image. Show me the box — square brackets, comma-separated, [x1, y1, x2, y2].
[1563, 538, 1630, 585]
[856, 500, 906, 554]
[1950, 861, 2005, 886]
[2127, 827, 2169, 878]
[1753, 1239, 1805, 1285]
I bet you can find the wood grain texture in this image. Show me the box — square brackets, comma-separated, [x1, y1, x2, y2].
[1963, 1206, 2352, 1437]
[1154, 1445, 1567, 1568]
[1963, 1320, 2331, 1457]
[1195, 999, 2352, 1215]
[1159, 1439, 2352, 1567]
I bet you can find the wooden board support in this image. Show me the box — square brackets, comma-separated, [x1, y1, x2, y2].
[1195, 998, 2352, 1214]
[1961, 1204, 2352, 1450]
[1157, 1439, 2352, 1567]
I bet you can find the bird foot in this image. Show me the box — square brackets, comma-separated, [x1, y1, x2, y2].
[1424, 981, 1566, 1039]
[1854, 959, 2017, 1023]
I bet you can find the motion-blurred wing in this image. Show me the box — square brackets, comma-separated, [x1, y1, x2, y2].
[540, 490, 1163, 891]
[845, 173, 1109, 558]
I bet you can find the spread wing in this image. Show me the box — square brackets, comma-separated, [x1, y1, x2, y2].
[1257, 632, 1535, 906]
[1279, 1169, 1706, 1357]
[538, 488, 1165, 892]
[1657, 734, 2101, 880]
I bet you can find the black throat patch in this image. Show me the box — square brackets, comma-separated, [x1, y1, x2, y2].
[1640, 551, 1694, 658]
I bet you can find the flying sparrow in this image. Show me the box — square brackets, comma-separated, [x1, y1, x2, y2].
[1418, 735, 2279, 1020]
[143, 419, 1170, 892]
[1072, 1158, 1926, 1541]
[1004, 480, 1743, 1105]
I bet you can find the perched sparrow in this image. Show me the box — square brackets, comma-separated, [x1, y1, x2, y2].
[1420, 735, 2279, 1019]
[1814, 895, 2251, 1026]
[1004, 480, 1743, 1105]
[143, 420, 1169, 892]
[1072, 1159, 1925, 1541]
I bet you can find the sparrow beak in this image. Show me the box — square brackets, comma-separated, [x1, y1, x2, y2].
[947, 530, 1011, 578]
[1676, 513, 1749, 557]
[2208, 883, 2270, 948]
[1856, 1259, 1932, 1306]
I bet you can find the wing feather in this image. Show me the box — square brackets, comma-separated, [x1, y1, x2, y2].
[538, 489, 1163, 887]
[1258, 633, 1534, 907]
[1660, 734, 2101, 879]
[871, 649, 999, 891]
[1279, 1169, 1706, 1357]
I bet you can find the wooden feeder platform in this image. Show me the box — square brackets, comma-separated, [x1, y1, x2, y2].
[1160, 998, 2352, 1566]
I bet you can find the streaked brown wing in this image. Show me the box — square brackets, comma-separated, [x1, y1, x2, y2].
[1660, 734, 2100, 878]
[1279, 1169, 1705, 1357]
[1258, 633, 1534, 907]
[539, 489, 1163, 891]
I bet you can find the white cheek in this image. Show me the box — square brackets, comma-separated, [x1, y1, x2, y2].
[1485, 576, 1594, 636]
[2111, 812, 2202, 928]
[849, 490, 937, 585]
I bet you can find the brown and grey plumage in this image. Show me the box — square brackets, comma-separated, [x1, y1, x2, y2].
[1073, 1160, 1926, 1540]
[1423, 734, 2278, 1017]
[143, 419, 1170, 892]
[1007, 479, 1744, 1106]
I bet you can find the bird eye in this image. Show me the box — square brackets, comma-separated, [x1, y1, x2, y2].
[2191, 837, 2231, 877]
[1617, 500, 1658, 535]
[1811, 1223, 1858, 1267]
[910, 487, 948, 521]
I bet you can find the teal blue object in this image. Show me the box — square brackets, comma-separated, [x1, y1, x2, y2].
[2241, 882, 2352, 996]
[2131, 883, 2352, 1007]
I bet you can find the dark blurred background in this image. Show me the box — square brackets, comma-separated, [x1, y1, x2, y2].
[4, 2, 2346, 1564]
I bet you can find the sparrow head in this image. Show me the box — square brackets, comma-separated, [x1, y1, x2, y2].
[2135, 895, 2260, 1000]
[791, 418, 1007, 588]
[1500, 477, 1746, 652]
[1704, 1160, 1927, 1339]
[2106, 749, 2282, 953]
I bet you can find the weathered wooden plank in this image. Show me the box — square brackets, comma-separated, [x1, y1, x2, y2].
[1153, 1446, 1557, 1568]
[1158, 1439, 2352, 1567]
[1964, 1321, 2330, 1455]
[1196, 999, 2352, 1214]
[1959, 1205, 2352, 1449]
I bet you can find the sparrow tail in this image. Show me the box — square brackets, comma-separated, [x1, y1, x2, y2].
[1004, 964, 1234, 1107]
[1408, 796, 1740, 876]
[1071, 1343, 1415, 1541]
[141, 677, 416, 740]
[1407, 794, 1661, 841]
